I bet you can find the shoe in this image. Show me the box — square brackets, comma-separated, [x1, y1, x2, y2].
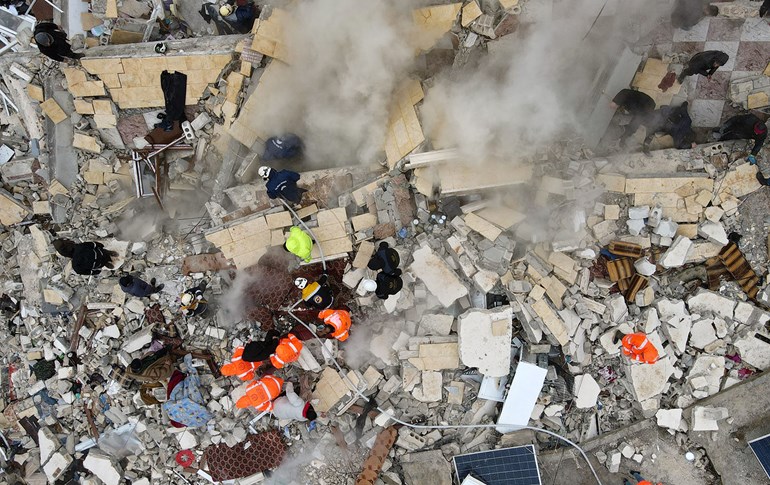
[155, 284, 165, 292]
[612, 330, 622, 345]
[199, 280, 208, 291]
[150, 278, 157, 286]
[757, 173, 769, 186]
[728, 232, 743, 244]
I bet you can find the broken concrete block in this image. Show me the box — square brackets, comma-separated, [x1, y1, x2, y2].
[38, 427, 60, 465]
[691, 406, 728, 431]
[40, 99, 67, 124]
[573, 374, 600, 409]
[628, 356, 674, 402]
[656, 408, 683, 430]
[410, 245, 468, 307]
[734, 332, 770, 370]
[413, 371, 443, 403]
[83, 451, 123, 485]
[605, 294, 628, 323]
[697, 221, 728, 246]
[704, 206, 724, 223]
[634, 257, 656, 276]
[688, 319, 717, 350]
[43, 452, 72, 482]
[627, 219, 645, 236]
[408, 343, 459, 371]
[417, 314, 453, 336]
[628, 206, 650, 219]
[686, 289, 735, 320]
[654, 219, 678, 238]
[457, 307, 512, 378]
[73, 133, 102, 154]
[659, 236, 692, 268]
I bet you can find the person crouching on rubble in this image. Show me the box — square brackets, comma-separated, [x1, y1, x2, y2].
[119, 274, 164, 298]
[360, 269, 403, 300]
[236, 375, 284, 411]
[316, 308, 352, 342]
[221, 330, 281, 380]
[53, 238, 118, 275]
[295, 274, 334, 309]
[272, 381, 318, 424]
[180, 281, 208, 317]
[284, 226, 313, 263]
[616, 332, 660, 364]
[259, 166, 307, 205]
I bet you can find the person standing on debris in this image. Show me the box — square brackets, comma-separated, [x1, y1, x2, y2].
[53, 239, 118, 275]
[180, 281, 208, 317]
[368, 242, 400, 275]
[295, 274, 334, 309]
[259, 166, 307, 205]
[361, 269, 404, 300]
[712, 114, 767, 165]
[642, 102, 697, 154]
[263, 134, 304, 161]
[236, 375, 284, 411]
[272, 381, 318, 423]
[119, 274, 164, 298]
[671, 0, 718, 30]
[33, 21, 84, 62]
[269, 333, 303, 369]
[620, 332, 660, 364]
[317, 308, 352, 342]
[677, 50, 729, 84]
[285, 226, 313, 263]
[609, 89, 656, 143]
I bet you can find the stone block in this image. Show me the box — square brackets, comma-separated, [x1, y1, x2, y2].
[573, 374, 600, 409]
[408, 343, 459, 371]
[40, 98, 67, 124]
[686, 289, 735, 320]
[410, 245, 468, 307]
[659, 236, 692, 268]
[83, 451, 122, 485]
[464, 213, 502, 241]
[413, 371, 443, 403]
[697, 221, 728, 245]
[457, 307, 513, 377]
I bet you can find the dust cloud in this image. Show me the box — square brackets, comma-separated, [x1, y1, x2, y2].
[253, 0, 418, 165]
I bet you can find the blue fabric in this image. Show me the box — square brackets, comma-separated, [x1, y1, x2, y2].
[263, 134, 302, 161]
[162, 355, 212, 428]
[265, 170, 302, 202]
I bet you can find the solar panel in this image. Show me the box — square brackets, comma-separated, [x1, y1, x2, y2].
[749, 433, 770, 479]
[453, 445, 542, 485]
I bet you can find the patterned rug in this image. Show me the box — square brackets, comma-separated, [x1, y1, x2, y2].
[203, 430, 286, 481]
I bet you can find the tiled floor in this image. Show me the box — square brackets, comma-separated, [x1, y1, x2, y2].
[654, 16, 770, 129]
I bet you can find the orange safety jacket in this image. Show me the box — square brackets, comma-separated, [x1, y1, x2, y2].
[637, 481, 662, 485]
[622, 333, 660, 364]
[269, 334, 303, 369]
[220, 347, 261, 381]
[235, 375, 284, 411]
[318, 309, 351, 342]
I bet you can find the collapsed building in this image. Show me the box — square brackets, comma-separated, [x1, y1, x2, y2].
[1, 0, 770, 484]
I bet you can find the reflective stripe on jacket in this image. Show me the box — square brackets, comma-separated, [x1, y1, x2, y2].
[235, 375, 283, 411]
[318, 309, 351, 342]
[220, 347, 260, 381]
[270, 334, 303, 369]
[622, 333, 659, 364]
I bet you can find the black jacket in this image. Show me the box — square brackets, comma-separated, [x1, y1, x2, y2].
[375, 270, 403, 299]
[687, 51, 729, 77]
[71, 242, 110, 275]
[647, 103, 695, 149]
[368, 242, 400, 276]
[761, 0, 769, 18]
[120, 276, 156, 298]
[34, 22, 76, 62]
[612, 89, 655, 115]
[718, 114, 767, 156]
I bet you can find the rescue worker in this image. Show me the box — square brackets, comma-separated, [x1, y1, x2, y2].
[180, 281, 208, 317]
[33, 21, 84, 62]
[621, 332, 660, 364]
[272, 381, 318, 423]
[360, 270, 404, 300]
[221, 346, 259, 381]
[263, 134, 303, 161]
[295, 274, 334, 309]
[762, 0, 769, 18]
[269, 333, 303, 369]
[712, 114, 767, 164]
[119, 274, 164, 298]
[367, 241, 400, 276]
[259, 166, 307, 205]
[642, 102, 696, 154]
[609, 89, 656, 142]
[53, 238, 118, 275]
[317, 308, 352, 342]
[285, 226, 313, 263]
[677, 50, 729, 84]
[235, 375, 284, 411]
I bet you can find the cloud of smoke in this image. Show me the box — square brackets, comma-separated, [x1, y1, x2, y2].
[216, 270, 258, 328]
[421, 0, 658, 163]
[253, 0, 418, 165]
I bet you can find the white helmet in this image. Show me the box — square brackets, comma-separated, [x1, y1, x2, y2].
[361, 279, 377, 292]
[181, 292, 193, 305]
[258, 166, 272, 180]
[294, 277, 308, 289]
[219, 4, 233, 16]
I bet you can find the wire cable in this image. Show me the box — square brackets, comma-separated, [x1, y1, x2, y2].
[278, 197, 326, 271]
